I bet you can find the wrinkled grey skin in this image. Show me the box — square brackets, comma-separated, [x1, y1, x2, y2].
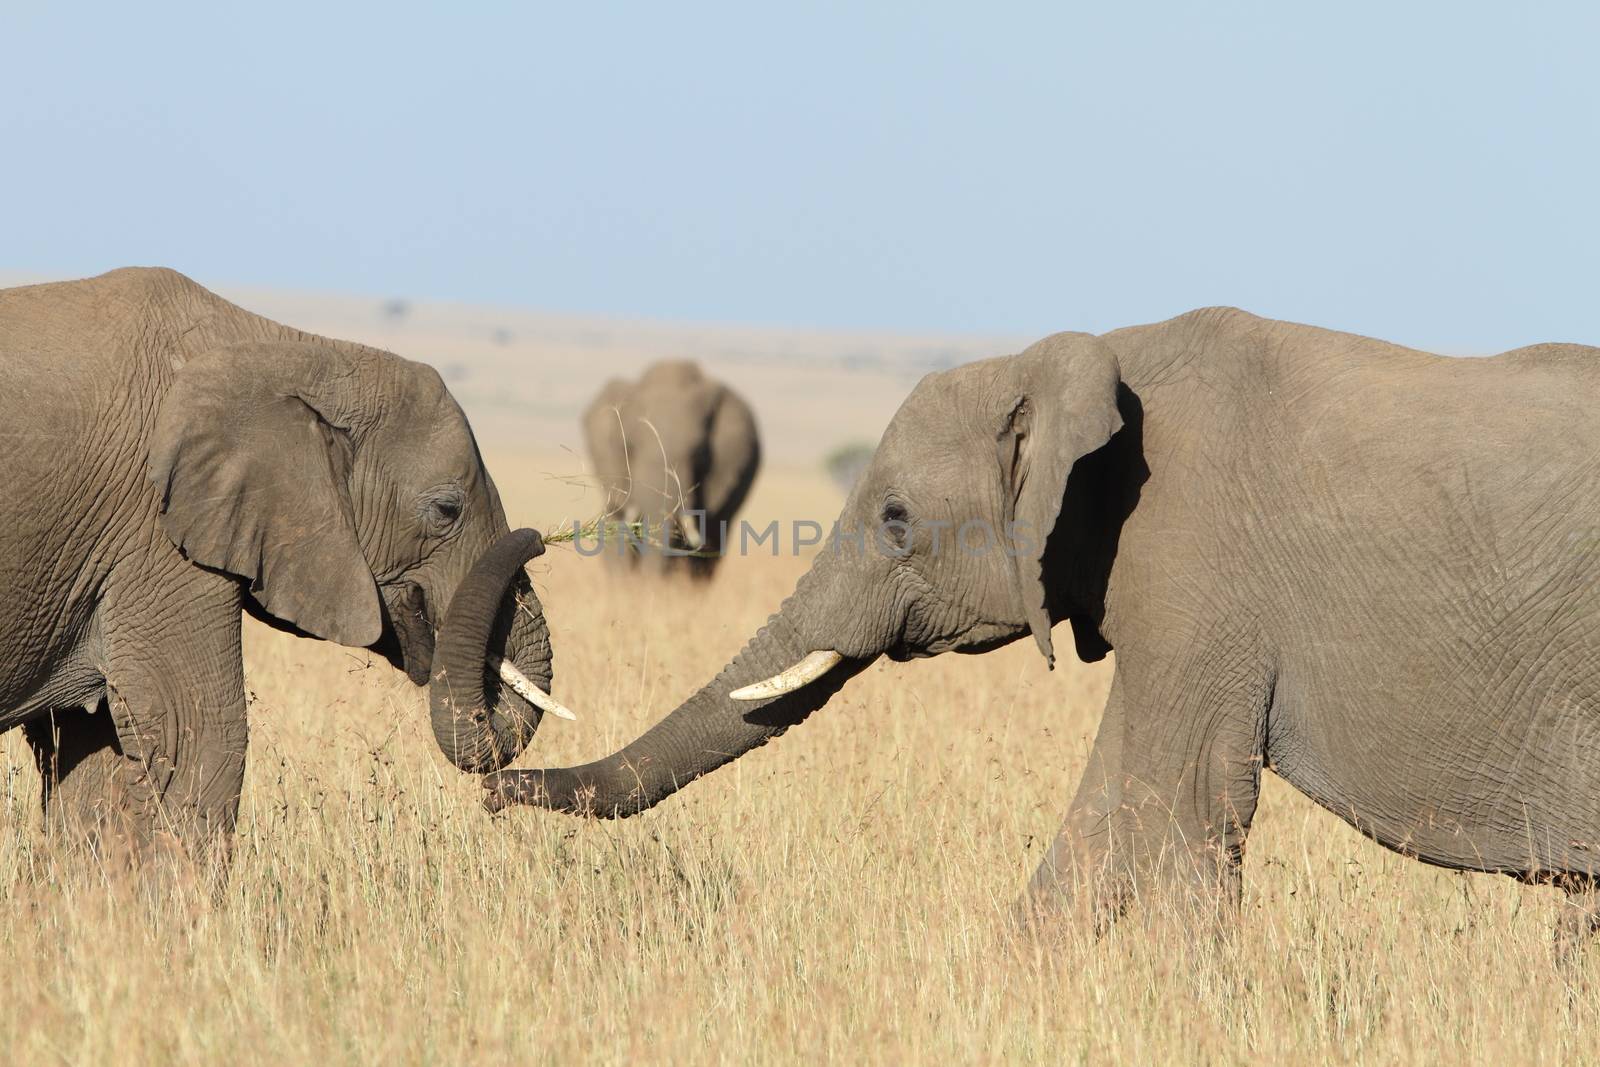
[1, 267, 555, 867]
[488, 307, 1600, 931]
[583, 360, 760, 578]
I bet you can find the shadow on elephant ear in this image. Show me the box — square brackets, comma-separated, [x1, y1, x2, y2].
[1046, 383, 1147, 665]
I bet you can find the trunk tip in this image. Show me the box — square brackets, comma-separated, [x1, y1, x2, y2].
[511, 526, 546, 560]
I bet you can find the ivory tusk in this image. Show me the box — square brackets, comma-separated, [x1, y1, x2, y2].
[676, 511, 704, 550]
[491, 657, 577, 720]
[729, 650, 844, 701]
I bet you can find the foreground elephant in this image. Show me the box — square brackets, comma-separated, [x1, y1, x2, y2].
[1, 267, 572, 865]
[583, 360, 760, 577]
[489, 307, 1600, 925]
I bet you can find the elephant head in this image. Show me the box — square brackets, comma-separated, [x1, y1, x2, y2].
[147, 339, 573, 773]
[582, 360, 760, 572]
[485, 331, 1124, 814]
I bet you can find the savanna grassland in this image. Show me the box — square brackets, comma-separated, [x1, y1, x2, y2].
[0, 453, 1594, 1065]
[0, 289, 1591, 1064]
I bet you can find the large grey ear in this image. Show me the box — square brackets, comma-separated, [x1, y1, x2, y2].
[701, 386, 761, 522]
[996, 334, 1123, 668]
[581, 378, 632, 512]
[147, 341, 382, 647]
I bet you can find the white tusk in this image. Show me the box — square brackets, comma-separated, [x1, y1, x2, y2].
[729, 650, 844, 701]
[676, 511, 703, 550]
[491, 657, 577, 720]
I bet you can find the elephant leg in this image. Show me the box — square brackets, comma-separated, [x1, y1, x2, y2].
[687, 550, 716, 580]
[1025, 651, 1271, 927]
[24, 701, 153, 859]
[601, 505, 644, 573]
[78, 576, 250, 876]
[1024, 677, 1130, 926]
[686, 513, 724, 581]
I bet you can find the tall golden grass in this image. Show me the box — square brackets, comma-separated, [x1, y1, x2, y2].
[0, 458, 1594, 1064]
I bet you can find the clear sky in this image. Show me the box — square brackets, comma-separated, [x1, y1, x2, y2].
[4, 2, 1596, 351]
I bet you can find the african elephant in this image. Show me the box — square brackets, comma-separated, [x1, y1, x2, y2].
[1, 267, 573, 867]
[582, 360, 760, 577]
[487, 307, 1600, 930]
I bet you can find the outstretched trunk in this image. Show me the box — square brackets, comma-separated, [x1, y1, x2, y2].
[430, 529, 554, 773]
[484, 568, 870, 817]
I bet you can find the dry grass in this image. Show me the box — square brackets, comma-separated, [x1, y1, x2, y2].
[0, 456, 1596, 1065]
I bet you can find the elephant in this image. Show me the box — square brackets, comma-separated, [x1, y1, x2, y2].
[582, 360, 760, 577]
[486, 306, 1600, 932]
[0, 267, 574, 868]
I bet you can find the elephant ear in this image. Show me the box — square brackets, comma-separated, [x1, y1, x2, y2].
[997, 334, 1123, 668]
[582, 378, 632, 509]
[701, 386, 761, 524]
[147, 340, 383, 647]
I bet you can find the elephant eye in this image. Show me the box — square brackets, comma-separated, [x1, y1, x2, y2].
[881, 498, 911, 549]
[421, 488, 465, 533]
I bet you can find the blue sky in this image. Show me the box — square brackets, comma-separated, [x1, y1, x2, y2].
[3, 2, 1596, 350]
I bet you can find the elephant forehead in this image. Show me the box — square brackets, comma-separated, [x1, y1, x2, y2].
[885, 365, 1011, 445]
[362, 393, 481, 482]
[871, 425, 996, 511]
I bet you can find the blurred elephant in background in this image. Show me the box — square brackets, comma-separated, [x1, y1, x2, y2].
[583, 360, 760, 578]
[491, 307, 1600, 937]
[0, 267, 575, 870]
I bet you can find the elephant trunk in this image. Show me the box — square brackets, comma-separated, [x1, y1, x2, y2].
[429, 529, 557, 773]
[483, 567, 872, 817]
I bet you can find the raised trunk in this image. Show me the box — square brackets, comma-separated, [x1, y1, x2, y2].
[429, 529, 553, 772]
[483, 576, 870, 817]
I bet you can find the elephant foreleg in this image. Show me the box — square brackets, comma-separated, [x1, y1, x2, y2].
[1025, 649, 1272, 928]
[1024, 677, 1131, 926]
[45, 573, 252, 877]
